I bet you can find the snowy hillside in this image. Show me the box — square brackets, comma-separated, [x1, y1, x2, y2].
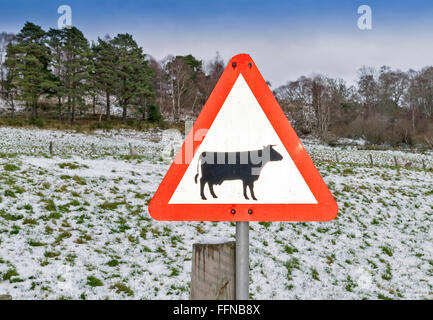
[0, 127, 432, 300]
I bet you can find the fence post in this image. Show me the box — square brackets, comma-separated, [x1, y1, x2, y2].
[49, 141, 54, 157]
[394, 156, 398, 167]
[129, 143, 136, 156]
[335, 152, 339, 163]
[369, 154, 373, 166]
[91, 143, 96, 155]
[190, 241, 236, 300]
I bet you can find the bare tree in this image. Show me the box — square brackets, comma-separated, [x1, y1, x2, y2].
[274, 76, 314, 134]
[0, 33, 16, 88]
[203, 52, 225, 99]
[0, 32, 17, 116]
[378, 66, 409, 110]
[404, 67, 433, 136]
[311, 75, 332, 141]
[357, 66, 378, 117]
[163, 55, 199, 120]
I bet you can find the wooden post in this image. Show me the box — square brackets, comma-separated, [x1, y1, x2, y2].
[49, 141, 54, 157]
[369, 154, 373, 166]
[91, 143, 96, 155]
[335, 152, 339, 163]
[394, 156, 398, 167]
[129, 143, 136, 156]
[422, 159, 426, 170]
[191, 241, 236, 300]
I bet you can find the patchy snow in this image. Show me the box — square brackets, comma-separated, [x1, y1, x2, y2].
[0, 126, 432, 300]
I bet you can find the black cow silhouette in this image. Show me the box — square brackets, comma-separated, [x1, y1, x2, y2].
[194, 145, 283, 200]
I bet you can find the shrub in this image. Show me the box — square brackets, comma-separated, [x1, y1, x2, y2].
[147, 105, 162, 123]
[29, 117, 45, 128]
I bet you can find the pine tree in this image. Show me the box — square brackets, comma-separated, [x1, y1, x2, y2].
[5, 22, 55, 119]
[63, 27, 91, 123]
[47, 27, 90, 123]
[46, 28, 65, 120]
[93, 37, 116, 120]
[111, 33, 154, 122]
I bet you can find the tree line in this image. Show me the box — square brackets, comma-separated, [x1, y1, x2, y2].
[0, 22, 224, 124]
[1, 22, 433, 147]
[274, 66, 433, 147]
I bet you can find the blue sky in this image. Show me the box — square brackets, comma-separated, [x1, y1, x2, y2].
[1, 0, 433, 86]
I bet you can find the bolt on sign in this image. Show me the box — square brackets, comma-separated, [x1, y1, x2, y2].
[149, 54, 338, 222]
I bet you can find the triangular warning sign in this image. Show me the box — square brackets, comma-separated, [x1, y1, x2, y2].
[149, 54, 338, 222]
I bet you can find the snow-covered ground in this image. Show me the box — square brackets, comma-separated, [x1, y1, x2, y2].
[0, 127, 432, 300]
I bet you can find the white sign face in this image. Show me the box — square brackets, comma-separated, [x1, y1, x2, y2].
[169, 74, 317, 204]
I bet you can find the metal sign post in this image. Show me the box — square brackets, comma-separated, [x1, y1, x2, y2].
[236, 221, 249, 300]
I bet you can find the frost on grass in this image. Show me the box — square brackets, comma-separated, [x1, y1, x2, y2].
[0, 127, 432, 300]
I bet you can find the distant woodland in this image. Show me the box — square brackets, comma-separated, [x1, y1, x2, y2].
[1, 22, 433, 148]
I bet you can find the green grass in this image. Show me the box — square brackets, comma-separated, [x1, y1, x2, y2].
[169, 267, 180, 277]
[311, 268, 320, 281]
[48, 212, 62, 220]
[99, 201, 126, 211]
[107, 259, 120, 267]
[44, 251, 61, 258]
[110, 282, 134, 296]
[284, 245, 299, 254]
[2, 268, 18, 281]
[378, 293, 393, 300]
[45, 199, 57, 212]
[381, 246, 393, 257]
[4, 189, 16, 198]
[284, 257, 300, 278]
[23, 218, 38, 225]
[3, 163, 20, 172]
[58, 162, 86, 170]
[259, 221, 272, 228]
[86, 276, 103, 287]
[0, 211, 23, 221]
[28, 240, 47, 247]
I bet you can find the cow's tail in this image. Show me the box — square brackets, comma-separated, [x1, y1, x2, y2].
[194, 154, 202, 184]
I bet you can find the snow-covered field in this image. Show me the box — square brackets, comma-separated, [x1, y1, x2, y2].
[0, 127, 432, 300]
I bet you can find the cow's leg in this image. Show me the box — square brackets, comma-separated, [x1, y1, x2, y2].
[243, 181, 250, 200]
[209, 184, 218, 199]
[248, 182, 258, 201]
[200, 178, 207, 200]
